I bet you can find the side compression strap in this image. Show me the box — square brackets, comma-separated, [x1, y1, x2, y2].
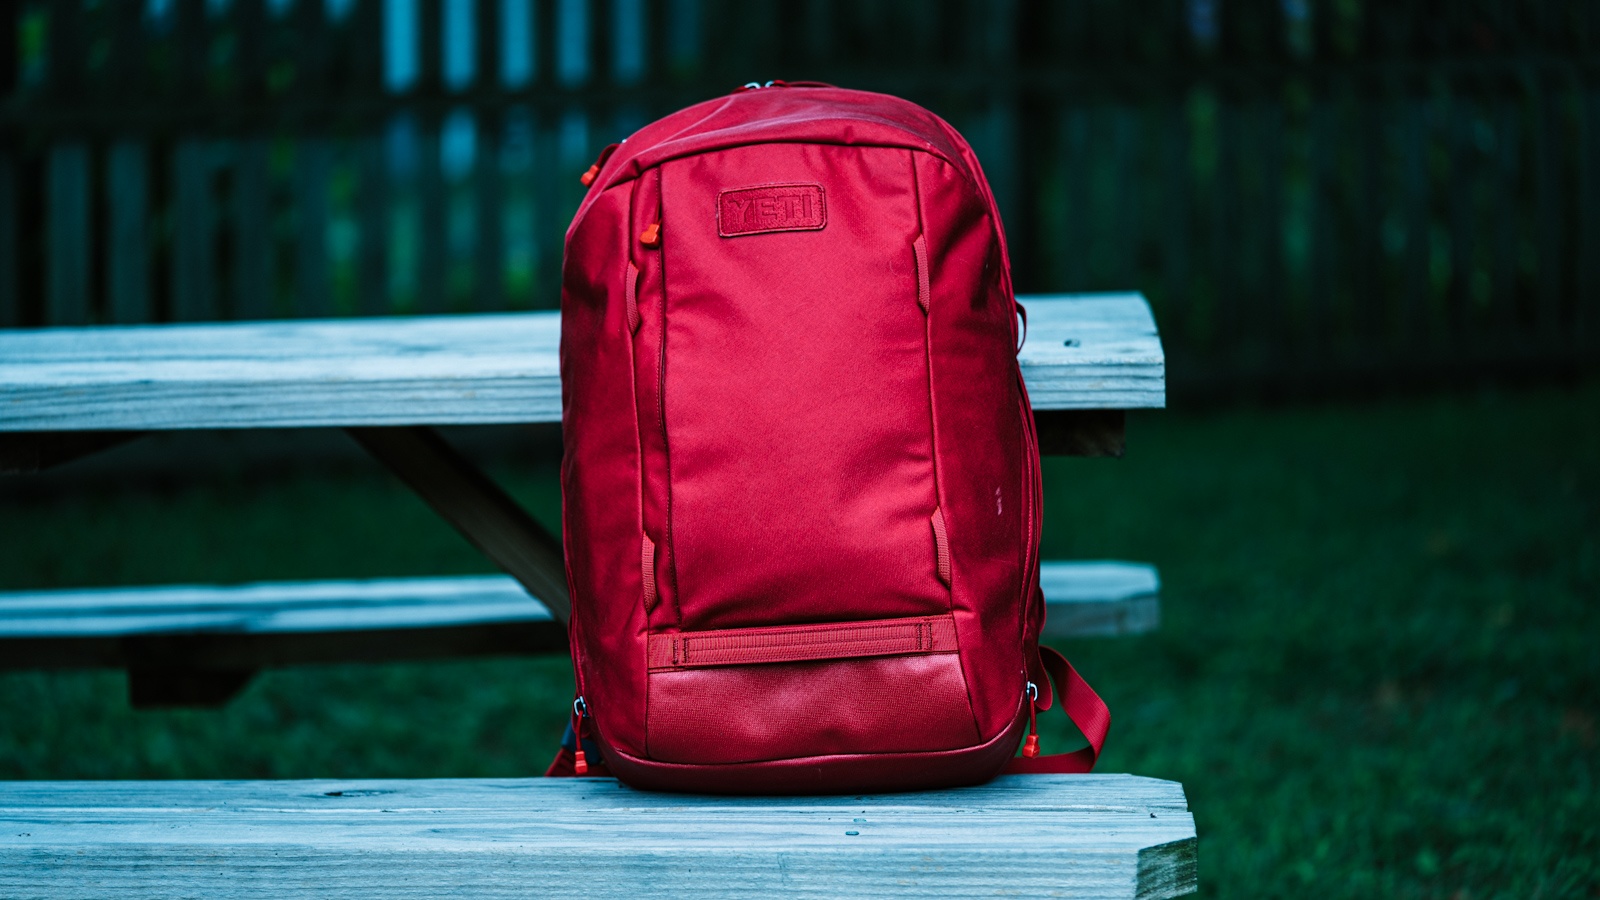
[1003, 646, 1111, 774]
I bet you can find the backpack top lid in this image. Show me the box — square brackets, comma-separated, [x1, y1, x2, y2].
[568, 83, 1011, 294]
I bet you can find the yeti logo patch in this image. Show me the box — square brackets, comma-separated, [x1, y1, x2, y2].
[718, 183, 826, 237]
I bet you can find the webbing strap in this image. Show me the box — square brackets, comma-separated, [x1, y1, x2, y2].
[912, 235, 931, 313]
[1003, 646, 1111, 774]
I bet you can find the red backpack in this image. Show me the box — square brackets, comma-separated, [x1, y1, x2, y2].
[554, 83, 1109, 793]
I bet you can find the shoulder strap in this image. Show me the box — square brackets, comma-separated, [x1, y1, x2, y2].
[1003, 646, 1111, 774]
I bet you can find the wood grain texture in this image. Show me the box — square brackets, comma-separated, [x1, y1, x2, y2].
[0, 576, 555, 639]
[0, 561, 1157, 668]
[0, 294, 1164, 432]
[1039, 561, 1161, 639]
[0, 774, 1197, 899]
[1017, 293, 1166, 410]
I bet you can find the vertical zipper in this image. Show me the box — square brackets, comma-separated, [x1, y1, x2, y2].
[917, 230, 945, 593]
[1022, 681, 1040, 758]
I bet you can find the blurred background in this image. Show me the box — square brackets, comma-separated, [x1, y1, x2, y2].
[2, 0, 1596, 396]
[1, 1, 1596, 898]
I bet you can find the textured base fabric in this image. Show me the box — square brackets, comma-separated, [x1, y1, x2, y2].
[604, 699, 1026, 796]
[646, 653, 980, 765]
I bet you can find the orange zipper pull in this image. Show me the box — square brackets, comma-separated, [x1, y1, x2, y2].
[572, 696, 590, 774]
[1022, 681, 1040, 758]
[580, 143, 621, 187]
[640, 222, 660, 247]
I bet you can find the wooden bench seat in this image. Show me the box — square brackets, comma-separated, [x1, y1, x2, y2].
[0, 774, 1198, 899]
[0, 561, 1161, 673]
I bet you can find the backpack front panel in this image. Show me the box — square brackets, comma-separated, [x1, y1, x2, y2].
[659, 143, 946, 631]
[636, 142, 982, 765]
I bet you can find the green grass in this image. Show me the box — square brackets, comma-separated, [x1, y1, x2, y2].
[2, 383, 1597, 899]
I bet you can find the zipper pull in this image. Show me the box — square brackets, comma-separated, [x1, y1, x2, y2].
[1022, 681, 1040, 758]
[573, 696, 590, 775]
[580, 143, 621, 186]
[640, 222, 660, 248]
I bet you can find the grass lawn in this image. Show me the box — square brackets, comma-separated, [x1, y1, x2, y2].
[2, 382, 1596, 899]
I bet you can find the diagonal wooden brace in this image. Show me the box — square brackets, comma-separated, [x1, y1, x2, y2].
[346, 426, 571, 625]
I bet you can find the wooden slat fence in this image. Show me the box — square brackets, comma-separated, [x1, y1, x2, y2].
[0, 0, 1595, 399]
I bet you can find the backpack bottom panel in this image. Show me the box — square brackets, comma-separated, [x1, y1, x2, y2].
[605, 693, 1026, 795]
[645, 651, 981, 765]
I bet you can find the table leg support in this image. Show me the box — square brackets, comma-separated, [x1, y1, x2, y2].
[346, 426, 571, 625]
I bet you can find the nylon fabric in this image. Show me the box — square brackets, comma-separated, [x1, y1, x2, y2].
[661, 143, 938, 630]
[931, 508, 951, 587]
[624, 260, 640, 334]
[913, 234, 931, 313]
[641, 532, 657, 610]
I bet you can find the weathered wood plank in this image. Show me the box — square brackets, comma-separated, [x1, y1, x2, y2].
[1039, 560, 1160, 638]
[0, 560, 1158, 669]
[0, 775, 1198, 900]
[0, 576, 553, 639]
[1016, 294, 1166, 409]
[0, 294, 1164, 431]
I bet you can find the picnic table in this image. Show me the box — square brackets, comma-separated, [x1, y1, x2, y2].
[0, 292, 1165, 704]
[0, 293, 1193, 899]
